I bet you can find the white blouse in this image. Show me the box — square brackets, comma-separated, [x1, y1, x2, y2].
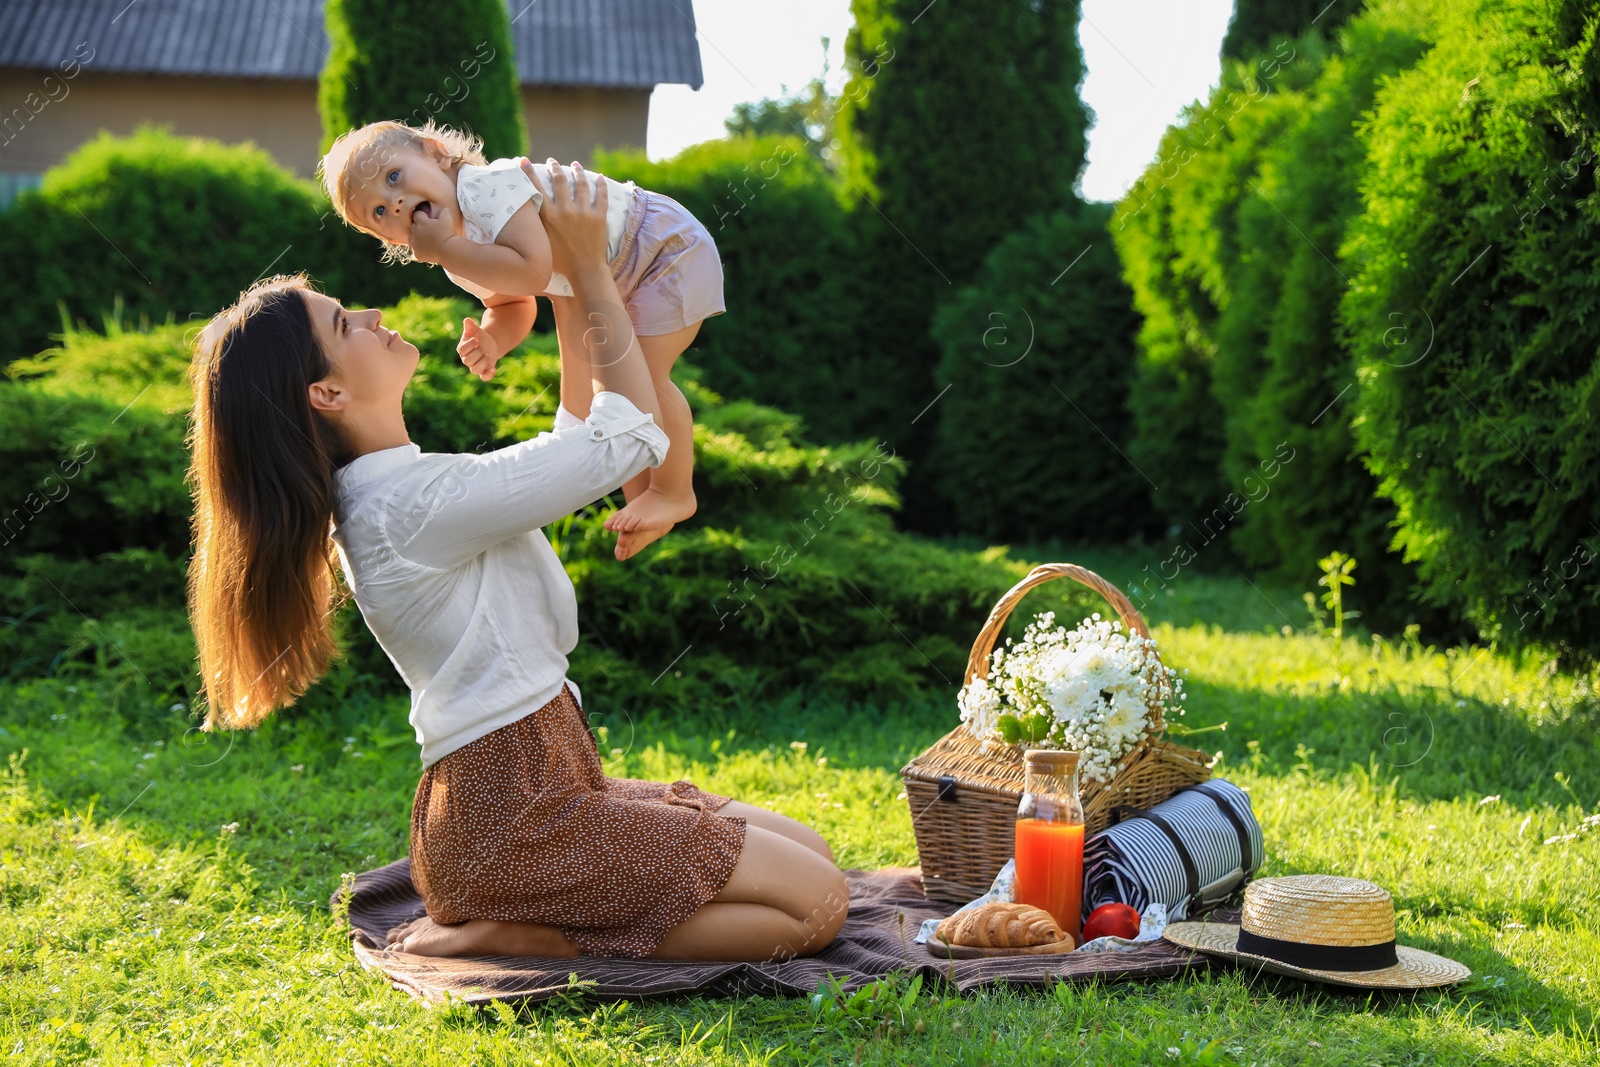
[330, 391, 669, 768]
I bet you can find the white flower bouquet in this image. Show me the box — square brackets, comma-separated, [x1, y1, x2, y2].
[955, 611, 1186, 783]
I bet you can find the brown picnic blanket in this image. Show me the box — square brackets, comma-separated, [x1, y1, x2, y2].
[332, 859, 1214, 1006]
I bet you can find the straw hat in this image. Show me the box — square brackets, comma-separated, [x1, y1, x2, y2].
[1162, 875, 1470, 989]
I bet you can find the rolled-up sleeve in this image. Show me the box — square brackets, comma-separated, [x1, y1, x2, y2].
[386, 391, 669, 569]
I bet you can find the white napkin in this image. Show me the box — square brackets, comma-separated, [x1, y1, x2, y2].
[916, 857, 1170, 953]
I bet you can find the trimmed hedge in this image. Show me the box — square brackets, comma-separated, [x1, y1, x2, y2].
[1208, 10, 1435, 621]
[1110, 5, 1449, 628]
[1111, 40, 1323, 537]
[1339, 0, 1600, 658]
[834, 0, 1090, 284]
[318, 0, 526, 159]
[924, 201, 1152, 543]
[1, 295, 1100, 715]
[0, 128, 450, 363]
[830, 0, 1095, 533]
[1115, 0, 1600, 651]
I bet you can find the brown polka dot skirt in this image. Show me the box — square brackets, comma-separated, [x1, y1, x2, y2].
[408, 681, 748, 958]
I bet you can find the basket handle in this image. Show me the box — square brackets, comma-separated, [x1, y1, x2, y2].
[962, 563, 1167, 732]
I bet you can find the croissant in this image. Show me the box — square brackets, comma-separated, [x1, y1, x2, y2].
[934, 901, 1065, 948]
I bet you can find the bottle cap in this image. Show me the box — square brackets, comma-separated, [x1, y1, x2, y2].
[1023, 748, 1080, 772]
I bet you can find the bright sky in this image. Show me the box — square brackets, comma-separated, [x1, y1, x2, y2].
[646, 0, 1238, 203]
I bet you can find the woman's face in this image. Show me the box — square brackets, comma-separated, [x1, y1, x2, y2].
[302, 289, 419, 427]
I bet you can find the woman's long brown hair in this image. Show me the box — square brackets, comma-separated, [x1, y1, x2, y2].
[186, 274, 357, 730]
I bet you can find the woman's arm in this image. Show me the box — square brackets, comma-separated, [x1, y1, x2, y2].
[380, 161, 671, 570]
[384, 394, 668, 569]
[532, 159, 663, 429]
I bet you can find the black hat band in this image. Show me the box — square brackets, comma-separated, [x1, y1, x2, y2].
[1235, 928, 1399, 971]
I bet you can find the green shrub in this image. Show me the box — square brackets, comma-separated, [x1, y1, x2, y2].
[0, 552, 192, 695]
[923, 202, 1152, 542]
[1220, 0, 1357, 62]
[0, 356, 190, 561]
[1208, 8, 1436, 623]
[1339, 0, 1600, 658]
[1112, 40, 1322, 534]
[834, 0, 1090, 284]
[0, 128, 445, 363]
[1110, 5, 1450, 631]
[319, 0, 526, 159]
[0, 294, 1101, 716]
[832, 0, 1094, 532]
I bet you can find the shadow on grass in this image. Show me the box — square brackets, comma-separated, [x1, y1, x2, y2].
[6, 656, 1595, 890]
[4, 675, 1595, 1053]
[585, 669, 1599, 813]
[1178, 939, 1592, 1066]
[1179, 675, 1600, 811]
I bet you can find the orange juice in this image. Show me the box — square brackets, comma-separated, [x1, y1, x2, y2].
[1013, 817, 1085, 945]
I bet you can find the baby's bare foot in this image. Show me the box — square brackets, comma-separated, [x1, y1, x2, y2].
[384, 916, 582, 958]
[604, 485, 696, 533]
[614, 522, 674, 561]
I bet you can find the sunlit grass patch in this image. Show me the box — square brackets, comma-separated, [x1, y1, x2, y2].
[1, 608, 1597, 1064]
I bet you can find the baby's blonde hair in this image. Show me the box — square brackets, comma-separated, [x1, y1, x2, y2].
[317, 119, 487, 264]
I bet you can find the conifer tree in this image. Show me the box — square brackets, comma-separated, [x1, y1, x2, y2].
[319, 0, 526, 158]
[831, 0, 1093, 530]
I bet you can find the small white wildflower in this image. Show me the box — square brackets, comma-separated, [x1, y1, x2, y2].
[221, 822, 240, 834]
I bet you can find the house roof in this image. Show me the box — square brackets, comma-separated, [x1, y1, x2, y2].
[0, 0, 703, 89]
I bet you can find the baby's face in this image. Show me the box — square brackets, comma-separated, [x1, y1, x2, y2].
[346, 140, 459, 248]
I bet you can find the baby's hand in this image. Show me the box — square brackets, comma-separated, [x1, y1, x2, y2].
[457, 317, 503, 381]
[409, 202, 458, 265]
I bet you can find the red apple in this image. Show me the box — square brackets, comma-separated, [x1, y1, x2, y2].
[1082, 902, 1141, 942]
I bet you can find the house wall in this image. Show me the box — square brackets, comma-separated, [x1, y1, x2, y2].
[0, 71, 651, 188]
[521, 85, 649, 166]
[0, 71, 325, 176]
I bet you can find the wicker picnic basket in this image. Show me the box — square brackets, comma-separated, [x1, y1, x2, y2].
[902, 563, 1215, 906]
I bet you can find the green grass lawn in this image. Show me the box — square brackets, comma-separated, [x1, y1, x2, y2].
[2, 550, 1597, 1065]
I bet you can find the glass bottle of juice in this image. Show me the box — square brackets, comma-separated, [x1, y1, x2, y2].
[1013, 748, 1085, 945]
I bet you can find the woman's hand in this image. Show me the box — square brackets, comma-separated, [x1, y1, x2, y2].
[522, 157, 609, 280]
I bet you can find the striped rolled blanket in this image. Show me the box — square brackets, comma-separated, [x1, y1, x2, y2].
[1082, 779, 1263, 923]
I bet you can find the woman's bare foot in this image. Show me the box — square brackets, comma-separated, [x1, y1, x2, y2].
[383, 915, 583, 958]
[604, 485, 696, 534]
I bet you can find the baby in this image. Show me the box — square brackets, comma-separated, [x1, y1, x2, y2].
[319, 120, 724, 561]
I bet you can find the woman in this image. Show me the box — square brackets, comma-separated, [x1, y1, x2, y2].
[185, 160, 849, 962]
